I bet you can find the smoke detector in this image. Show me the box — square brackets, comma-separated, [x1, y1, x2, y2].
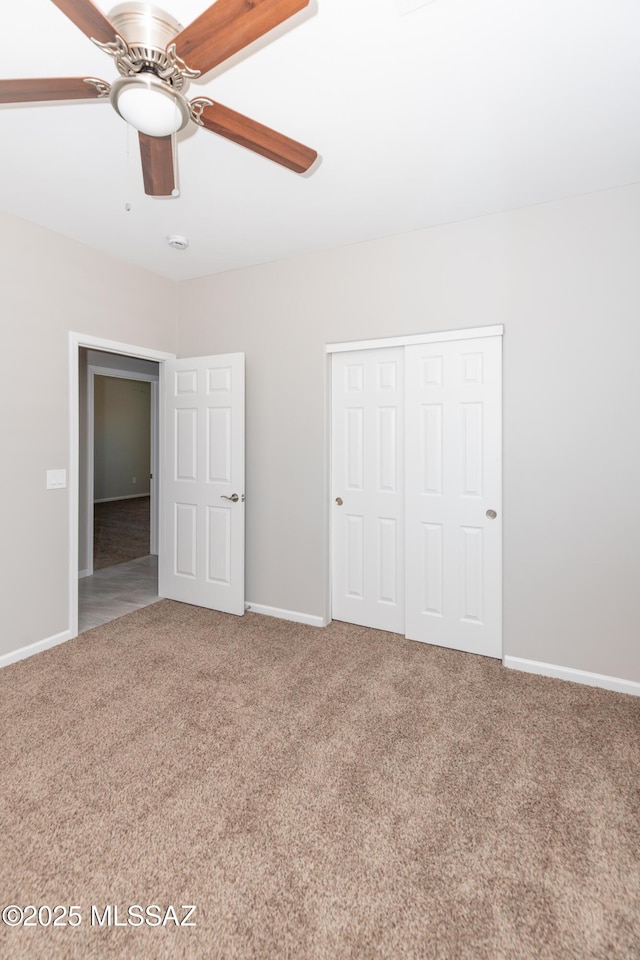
[167, 234, 189, 250]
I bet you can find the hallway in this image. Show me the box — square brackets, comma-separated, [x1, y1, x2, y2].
[78, 555, 159, 633]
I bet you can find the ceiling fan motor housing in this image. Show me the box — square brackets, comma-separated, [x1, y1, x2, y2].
[108, 3, 187, 86]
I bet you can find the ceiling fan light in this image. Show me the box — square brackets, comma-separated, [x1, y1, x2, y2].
[110, 75, 190, 138]
[117, 86, 179, 137]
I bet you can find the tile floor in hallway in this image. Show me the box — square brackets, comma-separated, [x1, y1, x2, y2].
[78, 555, 159, 633]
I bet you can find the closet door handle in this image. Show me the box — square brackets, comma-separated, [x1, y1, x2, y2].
[221, 494, 239, 503]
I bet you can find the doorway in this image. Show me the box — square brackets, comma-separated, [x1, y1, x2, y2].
[69, 333, 175, 638]
[69, 333, 247, 639]
[80, 352, 160, 577]
[78, 350, 161, 632]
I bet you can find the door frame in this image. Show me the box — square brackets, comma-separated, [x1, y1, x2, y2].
[326, 325, 504, 355]
[68, 332, 175, 639]
[326, 324, 504, 651]
[83, 365, 159, 578]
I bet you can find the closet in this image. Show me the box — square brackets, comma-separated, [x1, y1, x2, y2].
[330, 328, 502, 659]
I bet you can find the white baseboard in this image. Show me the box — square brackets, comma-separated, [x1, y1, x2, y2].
[94, 493, 150, 503]
[245, 602, 328, 628]
[504, 656, 640, 698]
[0, 629, 74, 670]
[78, 569, 91, 579]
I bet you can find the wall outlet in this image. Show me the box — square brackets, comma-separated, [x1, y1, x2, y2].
[132, 477, 137, 483]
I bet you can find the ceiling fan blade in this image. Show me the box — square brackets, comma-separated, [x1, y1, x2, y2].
[199, 101, 317, 173]
[172, 0, 310, 75]
[0, 77, 109, 103]
[139, 133, 176, 197]
[50, 0, 120, 45]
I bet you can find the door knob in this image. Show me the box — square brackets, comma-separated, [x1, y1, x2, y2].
[335, 497, 343, 506]
[486, 509, 497, 519]
[221, 493, 239, 503]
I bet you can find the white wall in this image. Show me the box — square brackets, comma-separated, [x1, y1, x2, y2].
[0, 210, 176, 657]
[176, 183, 640, 684]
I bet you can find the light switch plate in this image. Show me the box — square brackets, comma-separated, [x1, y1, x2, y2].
[47, 469, 67, 489]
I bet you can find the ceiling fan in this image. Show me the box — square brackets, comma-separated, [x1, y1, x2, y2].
[0, 0, 317, 196]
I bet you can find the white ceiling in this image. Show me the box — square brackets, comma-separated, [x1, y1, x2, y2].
[1, 0, 639, 281]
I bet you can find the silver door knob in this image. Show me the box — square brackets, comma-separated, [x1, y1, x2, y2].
[221, 493, 239, 503]
[335, 497, 343, 506]
[486, 509, 497, 519]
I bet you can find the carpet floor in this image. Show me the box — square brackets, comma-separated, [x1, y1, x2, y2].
[93, 496, 150, 571]
[0, 602, 638, 960]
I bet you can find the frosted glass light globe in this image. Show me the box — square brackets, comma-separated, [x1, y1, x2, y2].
[110, 75, 190, 137]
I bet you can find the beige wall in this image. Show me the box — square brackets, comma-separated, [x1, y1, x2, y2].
[176, 183, 640, 684]
[1, 186, 638, 686]
[93, 377, 151, 502]
[0, 210, 176, 656]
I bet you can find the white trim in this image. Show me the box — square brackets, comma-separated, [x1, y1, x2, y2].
[246, 602, 328, 628]
[90, 367, 160, 382]
[94, 494, 151, 504]
[72, 333, 175, 363]
[85, 364, 95, 576]
[157, 363, 167, 574]
[326, 324, 504, 354]
[150, 381, 159, 555]
[69, 333, 176, 642]
[0, 629, 74, 670]
[504, 656, 640, 698]
[78, 569, 90, 579]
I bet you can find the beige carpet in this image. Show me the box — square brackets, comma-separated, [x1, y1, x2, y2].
[93, 496, 150, 571]
[0, 602, 638, 960]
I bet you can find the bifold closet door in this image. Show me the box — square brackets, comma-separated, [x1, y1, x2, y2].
[331, 347, 405, 633]
[404, 337, 502, 658]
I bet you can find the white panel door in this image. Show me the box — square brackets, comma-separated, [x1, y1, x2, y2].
[405, 337, 502, 657]
[331, 348, 404, 632]
[159, 354, 245, 615]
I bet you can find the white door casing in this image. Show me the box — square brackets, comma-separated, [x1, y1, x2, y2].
[331, 347, 405, 633]
[69, 332, 175, 641]
[404, 336, 502, 657]
[159, 354, 245, 615]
